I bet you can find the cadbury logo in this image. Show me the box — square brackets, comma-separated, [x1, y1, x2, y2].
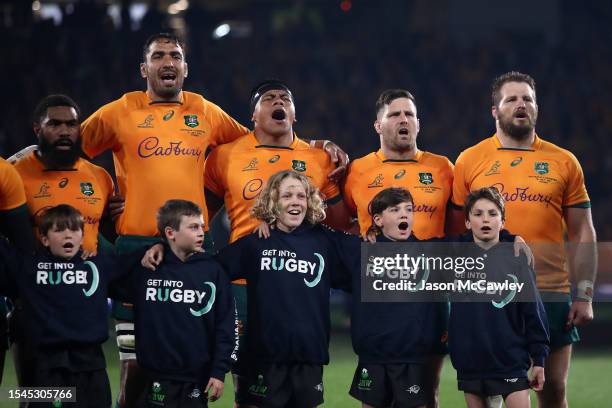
[137, 137, 202, 160]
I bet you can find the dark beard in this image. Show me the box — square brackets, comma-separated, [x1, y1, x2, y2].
[499, 115, 536, 141]
[38, 137, 83, 169]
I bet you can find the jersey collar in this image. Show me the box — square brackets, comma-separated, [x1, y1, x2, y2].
[375, 148, 423, 163]
[250, 131, 301, 150]
[492, 133, 542, 151]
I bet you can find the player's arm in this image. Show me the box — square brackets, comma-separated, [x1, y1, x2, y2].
[309, 140, 349, 183]
[80, 106, 119, 159]
[323, 199, 357, 234]
[0, 162, 35, 252]
[0, 206, 35, 253]
[564, 206, 597, 326]
[446, 202, 467, 236]
[204, 148, 226, 222]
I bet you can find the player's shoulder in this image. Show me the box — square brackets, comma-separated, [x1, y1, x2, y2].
[538, 137, 580, 162]
[348, 151, 380, 173]
[456, 137, 495, 162]
[420, 151, 454, 169]
[103, 91, 146, 112]
[12, 150, 39, 173]
[78, 158, 112, 179]
[209, 132, 252, 156]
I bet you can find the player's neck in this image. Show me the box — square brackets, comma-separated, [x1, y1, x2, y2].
[146, 88, 182, 103]
[254, 129, 294, 147]
[381, 145, 418, 161]
[495, 129, 536, 149]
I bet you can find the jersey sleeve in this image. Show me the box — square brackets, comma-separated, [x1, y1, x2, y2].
[562, 152, 590, 207]
[0, 161, 26, 211]
[80, 106, 119, 159]
[207, 102, 249, 148]
[204, 148, 225, 198]
[451, 152, 470, 207]
[342, 164, 358, 215]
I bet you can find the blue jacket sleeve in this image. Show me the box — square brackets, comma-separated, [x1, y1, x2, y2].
[215, 238, 248, 281]
[210, 264, 238, 381]
[518, 258, 550, 367]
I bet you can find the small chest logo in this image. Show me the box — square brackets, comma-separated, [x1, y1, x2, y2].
[80, 182, 94, 196]
[292, 159, 306, 172]
[242, 158, 259, 171]
[484, 160, 501, 176]
[510, 157, 523, 167]
[58, 178, 69, 188]
[184, 114, 199, 128]
[394, 169, 406, 179]
[137, 114, 154, 128]
[163, 110, 174, 121]
[534, 161, 549, 175]
[34, 182, 51, 198]
[418, 172, 433, 185]
[368, 174, 384, 188]
[269, 154, 281, 163]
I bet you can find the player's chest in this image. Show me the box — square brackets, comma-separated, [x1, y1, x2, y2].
[24, 172, 107, 212]
[228, 152, 324, 199]
[358, 165, 450, 201]
[125, 109, 211, 160]
[470, 155, 565, 204]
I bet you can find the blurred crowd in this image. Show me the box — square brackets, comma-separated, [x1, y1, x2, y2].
[1, 0, 611, 238]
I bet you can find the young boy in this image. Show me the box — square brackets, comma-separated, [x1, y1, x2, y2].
[214, 170, 352, 408]
[111, 199, 235, 407]
[347, 187, 435, 408]
[0, 204, 137, 407]
[448, 187, 549, 408]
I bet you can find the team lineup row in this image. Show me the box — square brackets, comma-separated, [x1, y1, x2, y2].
[0, 32, 596, 408]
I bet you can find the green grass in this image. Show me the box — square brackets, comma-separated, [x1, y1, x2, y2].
[2, 333, 611, 407]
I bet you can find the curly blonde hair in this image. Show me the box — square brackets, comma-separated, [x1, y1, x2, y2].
[251, 170, 326, 226]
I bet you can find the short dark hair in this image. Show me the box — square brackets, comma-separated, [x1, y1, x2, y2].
[368, 187, 414, 236]
[32, 94, 81, 124]
[38, 204, 84, 236]
[249, 79, 293, 113]
[157, 199, 202, 240]
[491, 71, 536, 107]
[464, 187, 505, 221]
[375, 89, 416, 117]
[142, 32, 185, 62]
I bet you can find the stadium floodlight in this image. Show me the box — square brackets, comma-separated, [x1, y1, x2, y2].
[168, 0, 189, 15]
[213, 23, 231, 39]
[31, 1, 41, 11]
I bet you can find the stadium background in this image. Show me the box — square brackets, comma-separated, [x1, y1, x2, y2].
[0, 0, 611, 406]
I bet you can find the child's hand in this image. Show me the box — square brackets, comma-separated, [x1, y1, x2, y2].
[205, 377, 224, 401]
[529, 366, 545, 391]
[141, 244, 164, 270]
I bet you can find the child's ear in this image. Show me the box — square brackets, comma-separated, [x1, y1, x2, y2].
[40, 235, 50, 248]
[164, 226, 175, 241]
[465, 219, 471, 230]
[373, 214, 383, 228]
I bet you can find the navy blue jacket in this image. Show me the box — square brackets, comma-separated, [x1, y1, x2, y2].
[335, 234, 438, 364]
[112, 247, 236, 383]
[448, 235, 549, 380]
[0, 239, 136, 370]
[216, 223, 351, 365]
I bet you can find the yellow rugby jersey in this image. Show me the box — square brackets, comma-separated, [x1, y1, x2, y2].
[0, 157, 27, 211]
[452, 134, 590, 292]
[13, 151, 113, 252]
[81, 91, 248, 236]
[344, 150, 453, 239]
[205, 132, 341, 244]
